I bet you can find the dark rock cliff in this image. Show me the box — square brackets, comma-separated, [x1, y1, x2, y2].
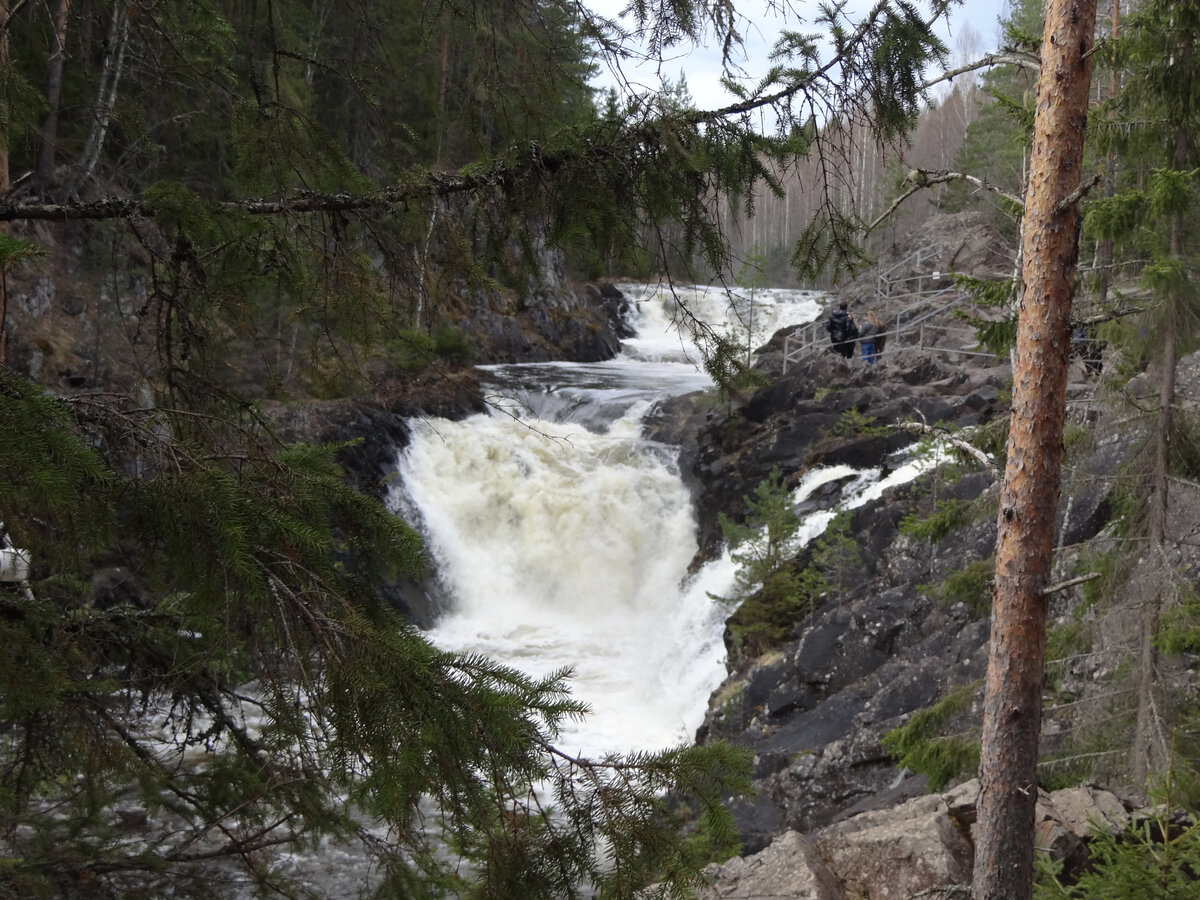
[652, 344, 1011, 852]
[658, 330, 1197, 860]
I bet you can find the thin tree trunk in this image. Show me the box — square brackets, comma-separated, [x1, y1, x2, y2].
[973, 1, 1097, 898]
[0, 0, 11, 366]
[1131, 287, 1176, 784]
[70, 0, 129, 198]
[1130, 40, 1189, 779]
[1094, 0, 1119, 309]
[34, 0, 70, 191]
[0, 0, 9, 202]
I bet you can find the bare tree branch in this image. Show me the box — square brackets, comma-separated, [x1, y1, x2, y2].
[894, 421, 999, 473]
[1056, 173, 1104, 213]
[920, 47, 1041, 96]
[1041, 572, 1100, 596]
[867, 168, 1023, 234]
[1073, 305, 1144, 325]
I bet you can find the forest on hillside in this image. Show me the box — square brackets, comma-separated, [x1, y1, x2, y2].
[2, 0, 1200, 897]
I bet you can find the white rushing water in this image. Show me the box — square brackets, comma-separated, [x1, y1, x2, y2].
[393, 283, 833, 755]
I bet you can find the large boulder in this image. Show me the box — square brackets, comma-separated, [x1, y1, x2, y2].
[695, 831, 842, 899]
[694, 780, 1131, 899]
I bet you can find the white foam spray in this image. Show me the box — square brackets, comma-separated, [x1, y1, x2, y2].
[390, 284, 932, 757]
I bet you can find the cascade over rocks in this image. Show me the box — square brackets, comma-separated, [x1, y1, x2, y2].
[264, 277, 633, 491]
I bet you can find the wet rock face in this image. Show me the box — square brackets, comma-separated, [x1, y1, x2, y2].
[704, 574, 991, 852]
[459, 280, 627, 364]
[675, 346, 1011, 562]
[681, 343, 1014, 852]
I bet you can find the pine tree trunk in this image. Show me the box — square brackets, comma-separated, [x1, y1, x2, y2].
[34, 0, 70, 191]
[972, 1, 1097, 898]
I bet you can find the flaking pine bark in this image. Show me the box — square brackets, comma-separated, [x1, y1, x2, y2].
[973, 1, 1099, 899]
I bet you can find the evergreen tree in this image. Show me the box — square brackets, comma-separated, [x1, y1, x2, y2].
[1081, 0, 1200, 789]
[944, 0, 1043, 227]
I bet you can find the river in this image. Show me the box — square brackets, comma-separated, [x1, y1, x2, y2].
[391, 283, 827, 755]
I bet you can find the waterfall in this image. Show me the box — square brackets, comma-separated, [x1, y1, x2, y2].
[391, 283, 829, 755]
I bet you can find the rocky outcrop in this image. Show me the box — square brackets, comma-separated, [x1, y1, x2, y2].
[671, 320, 1173, 867]
[662, 346, 1008, 851]
[658, 344, 1012, 563]
[269, 367, 488, 497]
[457, 277, 631, 363]
[694, 780, 1130, 899]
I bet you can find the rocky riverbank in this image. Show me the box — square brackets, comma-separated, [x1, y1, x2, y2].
[662, 337, 1200, 897]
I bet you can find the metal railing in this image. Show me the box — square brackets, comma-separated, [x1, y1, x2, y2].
[912, 324, 1002, 359]
[876, 243, 943, 299]
[780, 243, 1003, 372]
[781, 292, 1008, 371]
[781, 314, 1001, 370]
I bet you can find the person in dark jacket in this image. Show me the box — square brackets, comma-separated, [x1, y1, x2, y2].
[826, 302, 858, 359]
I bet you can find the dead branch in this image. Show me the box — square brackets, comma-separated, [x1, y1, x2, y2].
[1041, 572, 1101, 596]
[920, 48, 1041, 95]
[894, 421, 999, 473]
[868, 169, 1023, 234]
[1073, 305, 1144, 326]
[1057, 173, 1104, 212]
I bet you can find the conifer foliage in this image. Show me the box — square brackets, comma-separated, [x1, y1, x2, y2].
[1084, 0, 1200, 787]
[0, 365, 754, 895]
[0, 0, 955, 895]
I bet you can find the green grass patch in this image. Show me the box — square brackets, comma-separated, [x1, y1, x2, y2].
[920, 557, 994, 617]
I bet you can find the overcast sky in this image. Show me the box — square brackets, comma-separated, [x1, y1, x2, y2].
[587, 0, 1011, 113]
